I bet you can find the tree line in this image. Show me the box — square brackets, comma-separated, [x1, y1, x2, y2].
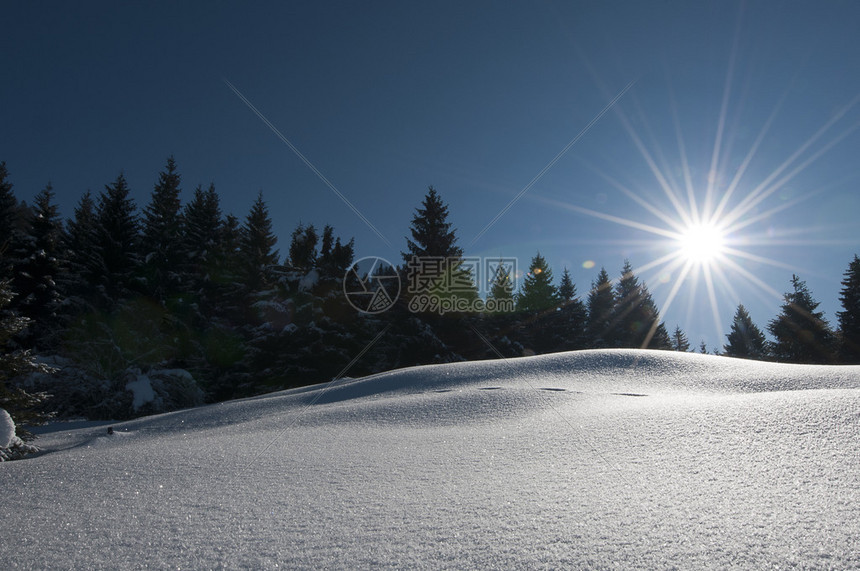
[1, 160, 860, 435]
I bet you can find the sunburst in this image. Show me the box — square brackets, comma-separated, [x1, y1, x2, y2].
[544, 71, 860, 350]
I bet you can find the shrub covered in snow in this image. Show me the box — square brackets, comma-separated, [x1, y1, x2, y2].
[21, 358, 205, 420]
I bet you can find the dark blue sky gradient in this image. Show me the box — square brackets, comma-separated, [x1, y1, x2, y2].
[3, 1, 860, 350]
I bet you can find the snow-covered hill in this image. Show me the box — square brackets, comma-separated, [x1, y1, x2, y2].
[2, 350, 859, 569]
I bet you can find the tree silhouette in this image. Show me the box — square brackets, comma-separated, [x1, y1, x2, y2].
[723, 304, 768, 360]
[768, 275, 835, 363]
[141, 156, 183, 302]
[672, 326, 690, 352]
[612, 260, 670, 349]
[836, 255, 860, 363]
[517, 253, 558, 313]
[586, 267, 616, 348]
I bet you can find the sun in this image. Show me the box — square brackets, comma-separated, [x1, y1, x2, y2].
[677, 222, 726, 264]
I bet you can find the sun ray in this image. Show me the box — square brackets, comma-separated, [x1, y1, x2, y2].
[722, 93, 860, 228]
[720, 256, 785, 300]
[574, 157, 689, 233]
[721, 247, 802, 273]
[711, 76, 795, 222]
[602, 86, 698, 229]
[631, 251, 687, 277]
[665, 67, 700, 226]
[726, 119, 860, 229]
[704, 2, 744, 220]
[722, 183, 831, 236]
[641, 258, 693, 348]
[542, 197, 682, 240]
[628, 88, 690, 221]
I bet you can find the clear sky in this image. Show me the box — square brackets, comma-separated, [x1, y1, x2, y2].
[3, 1, 860, 352]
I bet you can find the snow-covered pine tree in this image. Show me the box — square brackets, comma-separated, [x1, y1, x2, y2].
[0, 279, 52, 444]
[768, 275, 835, 363]
[177, 184, 224, 321]
[836, 254, 860, 364]
[723, 304, 768, 360]
[12, 184, 64, 349]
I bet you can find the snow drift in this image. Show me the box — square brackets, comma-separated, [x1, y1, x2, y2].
[1, 349, 859, 569]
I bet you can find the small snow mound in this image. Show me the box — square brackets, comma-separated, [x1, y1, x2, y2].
[0, 408, 15, 448]
[125, 370, 158, 412]
[0, 408, 37, 461]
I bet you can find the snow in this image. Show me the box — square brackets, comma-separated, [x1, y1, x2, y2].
[298, 269, 319, 292]
[124, 370, 157, 411]
[0, 408, 15, 448]
[1, 349, 859, 568]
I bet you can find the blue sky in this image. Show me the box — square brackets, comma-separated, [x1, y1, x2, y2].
[3, 1, 860, 351]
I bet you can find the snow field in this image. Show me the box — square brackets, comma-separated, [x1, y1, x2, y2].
[1, 349, 858, 569]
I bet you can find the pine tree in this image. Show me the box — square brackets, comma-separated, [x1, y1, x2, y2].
[612, 261, 671, 349]
[402, 186, 463, 262]
[836, 255, 860, 364]
[59, 191, 98, 313]
[318, 225, 355, 279]
[240, 191, 279, 294]
[0, 279, 52, 441]
[0, 164, 30, 280]
[178, 184, 224, 322]
[13, 185, 64, 348]
[672, 326, 691, 352]
[514, 253, 563, 354]
[141, 156, 183, 302]
[288, 223, 318, 270]
[92, 173, 141, 307]
[558, 268, 575, 302]
[699, 340, 709, 354]
[402, 187, 476, 305]
[768, 274, 835, 363]
[586, 267, 616, 348]
[0, 163, 19, 268]
[487, 258, 515, 308]
[517, 253, 558, 313]
[552, 268, 588, 352]
[723, 304, 768, 360]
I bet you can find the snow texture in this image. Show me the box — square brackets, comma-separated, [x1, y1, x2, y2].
[2, 349, 859, 568]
